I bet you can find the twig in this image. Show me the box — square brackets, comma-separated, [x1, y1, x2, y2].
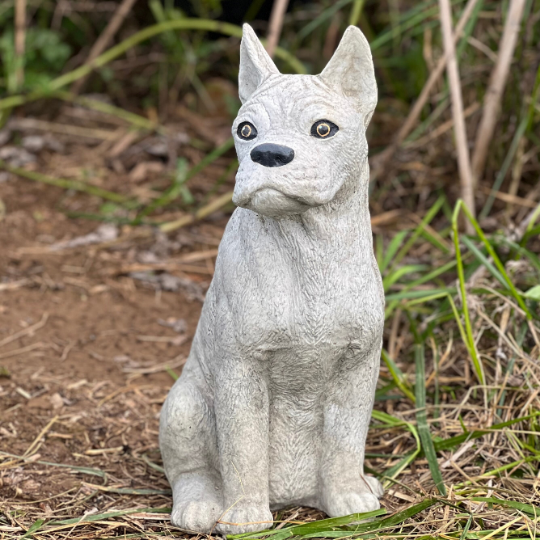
[8, 117, 120, 141]
[0, 279, 30, 292]
[405, 102, 480, 149]
[159, 191, 234, 233]
[439, 0, 476, 232]
[479, 64, 540, 219]
[23, 415, 59, 457]
[478, 185, 537, 209]
[471, 0, 527, 183]
[54, 91, 162, 132]
[0, 160, 128, 203]
[266, 0, 290, 58]
[71, 0, 139, 95]
[0, 312, 48, 349]
[0, 342, 50, 360]
[122, 356, 187, 375]
[371, 0, 481, 180]
[14, 0, 26, 90]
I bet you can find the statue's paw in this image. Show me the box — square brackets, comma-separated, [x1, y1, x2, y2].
[363, 475, 384, 498]
[171, 499, 222, 534]
[322, 491, 380, 517]
[216, 504, 273, 535]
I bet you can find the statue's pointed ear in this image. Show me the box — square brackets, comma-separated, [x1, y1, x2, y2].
[239, 24, 280, 104]
[319, 26, 377, 127]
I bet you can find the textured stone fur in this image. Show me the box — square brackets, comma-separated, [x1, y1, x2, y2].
[159, 24, 385, 535]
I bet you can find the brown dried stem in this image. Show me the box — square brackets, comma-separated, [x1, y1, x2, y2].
[71, 0, 139, 95]
[471, 0, 527, 183]
[439, 0, 476, 231]
[371, 0, 481, 181]
[266, 0, 290, 58]
[14, 0, 26, 90]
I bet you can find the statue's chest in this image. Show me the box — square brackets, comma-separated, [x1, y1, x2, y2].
[234, 259, 383, 353]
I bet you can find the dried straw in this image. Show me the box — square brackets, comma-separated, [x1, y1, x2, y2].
[471, 0, 527, 183]
[266, 0, 290, 58]
[438, 0, 476, 231]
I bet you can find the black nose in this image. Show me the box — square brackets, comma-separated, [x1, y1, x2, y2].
[250, 143, 294, 167]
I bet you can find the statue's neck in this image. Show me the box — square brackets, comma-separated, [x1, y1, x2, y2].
[265, 161, 373, 255]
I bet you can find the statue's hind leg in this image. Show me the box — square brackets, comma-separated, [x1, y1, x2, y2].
[159, 373, 222, 533]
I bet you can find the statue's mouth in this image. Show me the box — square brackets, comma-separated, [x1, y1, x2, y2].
[241, 187, 312, 217]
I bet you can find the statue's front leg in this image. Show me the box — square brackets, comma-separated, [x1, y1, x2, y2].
[215, 355, 273, 535]
[319, 346, 384, 516]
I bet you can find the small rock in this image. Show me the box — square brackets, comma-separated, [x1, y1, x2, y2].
[21, 135, 45, 153]
[49, 223, 118, 251]
[50, 392, 64, 410]
[129, 161, 164, 183]
[0, 129, 11, 146]
[137, 251, 160, 264]
[43, 134, 65, 153]
[145, 138, 169, 157]
[0, 146, 36, 167]
[158, 317, 187, 334]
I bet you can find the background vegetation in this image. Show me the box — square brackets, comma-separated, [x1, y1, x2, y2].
[0, 0, 539, 538]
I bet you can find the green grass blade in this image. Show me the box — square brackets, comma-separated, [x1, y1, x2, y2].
[459, 515, 473, 540]
[297, 0, 353, 40]
[480, 64, 540, 219]
[414, 344, 446, 495]
[291, 509, 387, 534]
[522, 222, 540, 247]
[461, 236, 507, 288]
[21, 519, 45, 539]
[433, 411, 540, 452]
[54, 91, 160, 132]
[525, 204, 540, 235]
[451, 201, 485, 385]
[419, 227, 451, 254]
[349, 0, 366, 26]
[471, 497, 540, 516]
[228, 509, 386, 540]
[268, 500, 438, 539]
[495, 236, 540, 272]
[166, 366, 179, 381]
[404, 290, 453, 308]
[380, 230, 409, 273]
[479, 113, 524, 219]
[381, 349, 415, 402]
[371, 3, 440, 51]
[138, 137, 234, 219]
[458, 201, 532, 318]
[371, 411, 421, 483]
[375, 498, 438, 527]
[389, 194, 446, 271]
[383, 264, 427, 291]
[0, 160, 128, 203]
[385, 288, 456, 302]
[382, 449, 419, 481]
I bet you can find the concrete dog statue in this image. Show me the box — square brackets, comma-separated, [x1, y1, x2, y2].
[160, 23, 385, 535]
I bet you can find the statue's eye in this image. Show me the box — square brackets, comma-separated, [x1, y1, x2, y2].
[311, 120, 339, 139]
[237, 121, 257, 140]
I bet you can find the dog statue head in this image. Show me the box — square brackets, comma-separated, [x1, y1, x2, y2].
[232, 24, 377, 218]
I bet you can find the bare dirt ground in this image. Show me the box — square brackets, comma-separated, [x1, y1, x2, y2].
[0, 135, 234, 536]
